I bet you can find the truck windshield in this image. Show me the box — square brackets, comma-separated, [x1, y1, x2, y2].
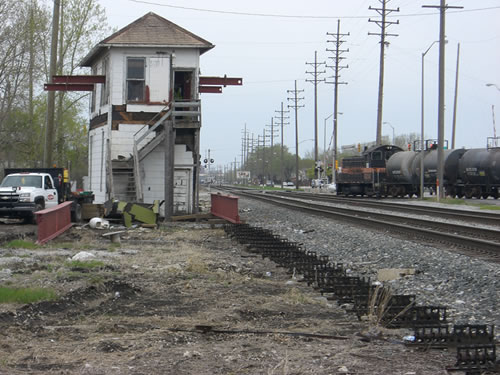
[0, 175, 42, 188]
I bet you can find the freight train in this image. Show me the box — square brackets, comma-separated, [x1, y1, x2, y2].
[335, 138, 500, 199]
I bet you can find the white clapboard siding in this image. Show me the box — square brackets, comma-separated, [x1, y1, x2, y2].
[148, 56, 170, 102]
[88, 127, 109, 203]
[141, 144, 193, 214]
[111, 124, 155, 160]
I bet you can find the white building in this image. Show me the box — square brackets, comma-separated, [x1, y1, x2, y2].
[80, 12, 214, 216]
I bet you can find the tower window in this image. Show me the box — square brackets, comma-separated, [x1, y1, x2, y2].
[127, 57, 145, 102]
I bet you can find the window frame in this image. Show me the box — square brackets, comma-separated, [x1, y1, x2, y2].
[126, 57, 146, 103]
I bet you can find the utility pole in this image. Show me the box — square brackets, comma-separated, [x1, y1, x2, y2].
[287, 80, 304, 189]
[492, 105, 497, 147]
[263, 128, 273, 182]
[266, 117, 279, 181]
[232, 158, 239, 183]
[306, 51, 326, 179]
[241, 124, 248, 167]
[423, 1, 463, 200]
[245, 131, 252, 178]
[44, 0, 60, 167]
[369, 0, 399, 145]
[257, 134, 264, 184]
[451, 43, 460, 150]
[266, 117, 279, 150]
[327, 19, 349, 183]
[250, 133, 255, 178]
[275, 102, 290, 188]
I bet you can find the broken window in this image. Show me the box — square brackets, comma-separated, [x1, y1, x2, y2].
[127, 57, 145, 102]
[174, 71, 193, 100]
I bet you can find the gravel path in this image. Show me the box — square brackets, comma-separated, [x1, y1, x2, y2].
[238, 195, 500, 339]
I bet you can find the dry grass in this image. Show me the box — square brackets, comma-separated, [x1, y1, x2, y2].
[282, 287, 316, 305]
[366, 285, 392, 325]
[366, 285, 415, 329]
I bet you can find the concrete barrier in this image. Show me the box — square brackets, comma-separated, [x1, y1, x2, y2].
[35, 201, 73, 244]
[211, 193, 241, 224]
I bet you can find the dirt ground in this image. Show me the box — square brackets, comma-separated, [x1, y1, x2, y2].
[0, 220, 461, 375]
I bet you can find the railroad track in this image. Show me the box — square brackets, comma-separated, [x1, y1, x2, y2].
[228, 187, 500, 227]
[274, 190, 500, 227]
[217, 187, 500, 263]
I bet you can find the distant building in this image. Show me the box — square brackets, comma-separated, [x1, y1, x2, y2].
[80, 12, 214, 216]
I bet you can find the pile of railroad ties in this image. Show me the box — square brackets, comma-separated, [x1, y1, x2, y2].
[224, 223, 498, 375]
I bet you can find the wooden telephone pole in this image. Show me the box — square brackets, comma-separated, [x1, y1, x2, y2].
[369, 0, 399, 145]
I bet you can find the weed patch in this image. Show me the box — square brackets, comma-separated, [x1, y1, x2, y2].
[5, 240, 39, 250]
[66, 260, 106, 270]
[283, 287, 315, 305]
[0, 286, 56, 304]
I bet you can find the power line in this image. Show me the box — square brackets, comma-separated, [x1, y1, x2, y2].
[127, 0, 499, 19]
[326, 19, 349, 183]
[275, 102, 290, 187]
[287, 80, 305, 189]
[422, 0, 463, 200]
[368, 0, 399, 145]
[306, 51, 326, 179]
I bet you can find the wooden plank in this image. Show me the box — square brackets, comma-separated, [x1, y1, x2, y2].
[171, 213, 213, 222]
[82, 203, 105, 219]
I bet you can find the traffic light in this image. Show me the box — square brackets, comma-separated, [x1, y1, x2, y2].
[335, 160, 338, 170]
[357, 143, 361, 152]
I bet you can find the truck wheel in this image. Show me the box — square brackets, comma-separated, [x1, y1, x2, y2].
[31, 203, 44, 224]
[71, 203, 82, 223]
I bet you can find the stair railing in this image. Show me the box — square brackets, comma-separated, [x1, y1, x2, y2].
[132, 142, 143, 202]
[131, 104, 172, 202]
[131, 100, 201, 202]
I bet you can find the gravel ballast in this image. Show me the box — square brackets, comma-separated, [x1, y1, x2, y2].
[237, 195, 500, 339]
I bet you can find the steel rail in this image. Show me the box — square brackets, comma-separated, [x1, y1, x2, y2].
[233, 190, 500, 260]
[266, 190, 500, 227]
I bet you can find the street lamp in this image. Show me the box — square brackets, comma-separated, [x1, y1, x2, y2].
[421, 40, 440, 200]
[383, 121, 395, 144]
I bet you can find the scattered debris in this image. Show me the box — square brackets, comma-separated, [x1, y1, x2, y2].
[377, 268, 416, 282]
[72, 251, 95, 261]
[102, 230, 126, 244]
[89, 217, 110, 229]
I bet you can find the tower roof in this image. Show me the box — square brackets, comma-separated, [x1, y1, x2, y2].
[81, 12, 214, 66]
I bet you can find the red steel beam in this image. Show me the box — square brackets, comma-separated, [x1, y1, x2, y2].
[44, 83, 94, 91]
[36, 201, 73, 244]
[199, 86, 222, 94]
[52, 75, 106, 84]
[199, 76, 243, 86]
[211, 193, 241, 224]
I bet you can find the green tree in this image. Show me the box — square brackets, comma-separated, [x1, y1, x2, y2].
[53, 0, 110, 167]
[0, 0, 109, 186]
[0, 1, 50, 168]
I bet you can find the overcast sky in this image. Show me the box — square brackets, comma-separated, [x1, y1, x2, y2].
[97, 0, 500, 168]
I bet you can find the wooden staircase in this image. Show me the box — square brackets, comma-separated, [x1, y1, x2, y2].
[110, 100, 201, 203]
[111, 160, 137, 202]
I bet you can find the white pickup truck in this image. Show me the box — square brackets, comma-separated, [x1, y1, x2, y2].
[0, 172, 59, 223]
[0, 168, 92, 223]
